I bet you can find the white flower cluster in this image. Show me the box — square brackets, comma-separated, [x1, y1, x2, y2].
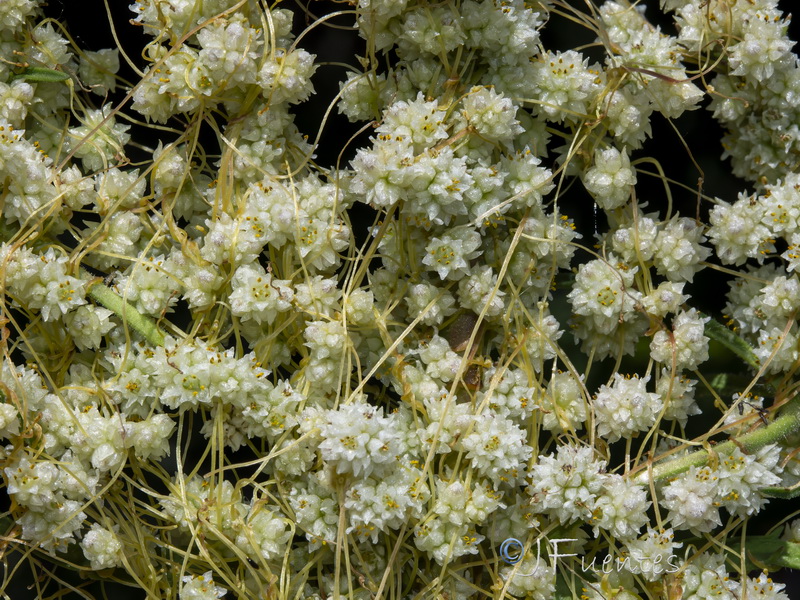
[657, 370, 701, 427]
[318, 400, 402, 477]
[115, 254, 180, 317]
[0, 362, 176, 552]
[623, 528, 682, 582]
[461, 85, 523, 144]
[344, 466, 428, 542]
[531, 50, 602, 124]
[150, 337, 272, 412]
[180, 570, 227, 600]
[229, 263, 294, 325]
[422, 225, 482, 281]
[650, 308, 710, 371]
[478, 367, 538, 422]
[66, 104, 130, 172]
[673, 0, 800, 181]
[528, 445, 650, 541]
[582, 146, 637, 210]
[81, 524, 122, 570]
[461, 413, 532, 486]
[417, 335, 463, 382]
[600, 1, 704, 122]
[1, 0, 798, 596]
[594, 374, 662, 442]
[0, 123, 60, 226]
[680, 553, 789, 600]
[414, 480, 502, 563]
[500, 554, 556, 600]
[234, 496, 291, 562]
[1, 244, 87, 322]
[661, 444, 783, 533]
[540, 370, 587, 432]
[567, 256, 646, 358]
[130, 3, 312, 123]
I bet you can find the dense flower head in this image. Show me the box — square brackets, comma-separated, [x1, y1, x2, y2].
[527, 445, 607, 523]
[462, 0, 543, 61]
[650, 308, 710, 371]
[461, 412, 532, 486]
[422, 225, 482, 280]
[591, 476, 651, 540]
[461, 85, 523, 144]
[81, 524, 122, 571]
[652, 216, 711, 282]
[583, 146, 636, 210]
[318, 400, 402, 477]
[567, 256, 641, 335]
[541, 370, 586, 432]
[623, 528, 682, 582]
[659, 444, 783, 537]
[1, 0, 799, 596]
[531, 50, 602, 122]
[594, 373, 663, 442]
[180, 570, 227, 600]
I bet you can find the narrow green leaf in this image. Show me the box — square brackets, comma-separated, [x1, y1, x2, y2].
[554, 573, 580, 600]
[12, 66, 70, 83]
[703, 314, 760, 370]
[723, 535, 800, 571]
[0, 515, 14, 535]
[83, 270, 166, 347]
[634, 395, 800, 484]
[761, 483, 800, 499]
[778, 541, 800, 570]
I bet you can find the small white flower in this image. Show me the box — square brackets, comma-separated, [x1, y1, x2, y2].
[457, 265, 506, 317]
[531, 50, 601, 123]
[729, 17, 793, 83]
[405, 281, 457, 326]
[755, 326, 800, 374]
[624, 528, 682, 582]
[541, 370, 587, 432]
[641, 281, 687, 318]
[610, 213, 659, 265]
[500, 555, 556, 600]
[583, 146, 636, 210]
[0, 403, 20, 439]
[64, 305, 115, 350]
[418, 335, 463, 383]
[528, 445, 606, 523]
[567, 256, 641, 335]
[662, 465, 722, 533]
[180, 570, 226, 600]
[594, 374, 662, 442]
[708, 195, 773, 265]
[650, 308, 710, 371]
[229, 263, 293, 325]
[318, 400, 401, 477]
[377, 92, 448, 150]
[235, 500, 291, 561]
[461, 86, 523, 143]
[592, 476, 650, 540]
[735, 570, 789, 600]
[657, 370, 701, 427]
[81, 523, 122, 570]
[79, 48, 120, 96]
[461, 414, 532, 486]
[652, 216, 710, 282]
[67, 104, 130, 172]
[258, 48, 317, 104]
